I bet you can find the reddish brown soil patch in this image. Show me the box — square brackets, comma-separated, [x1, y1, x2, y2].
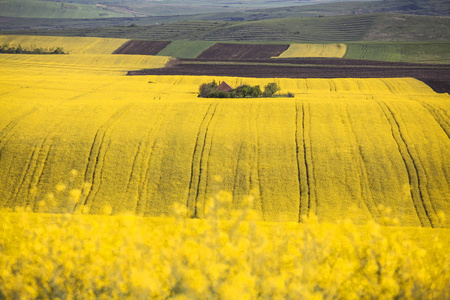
[128, 58, 450, 93]
[113, 40, 171, 55]
[197, 43, 289, 60]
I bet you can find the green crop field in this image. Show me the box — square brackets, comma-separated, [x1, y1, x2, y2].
[157, 40, 216, 58]
[345, 42, 450, 64]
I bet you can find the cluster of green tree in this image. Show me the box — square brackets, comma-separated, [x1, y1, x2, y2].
[198, 81, 293, 98]
[0, 44, 66, 54]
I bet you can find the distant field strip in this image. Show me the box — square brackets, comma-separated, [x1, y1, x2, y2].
[197, 43, 289, 60]
[1, 70, 449, 225]
[275, 43, 347, 58]
[113, 40, 171, 55]
[0, 54, 170, 75]
[0, 35, 129, 54]
[345, 42, 450, 64]
[157, 40, 216, 58]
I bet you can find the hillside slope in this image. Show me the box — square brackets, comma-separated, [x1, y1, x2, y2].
[1, 56, 449, 225]
[0, 0, 133, 19]
[4, 13, 449, 42]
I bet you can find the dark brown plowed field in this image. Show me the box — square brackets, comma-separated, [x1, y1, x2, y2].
[129, 58, 450, 93]
[113, 40, 171, 55]
[197, 43, 289, 60]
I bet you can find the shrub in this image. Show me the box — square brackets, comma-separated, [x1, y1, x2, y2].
[263, 82, 281, 97]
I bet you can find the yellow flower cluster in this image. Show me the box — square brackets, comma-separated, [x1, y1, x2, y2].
[275, 43, 347, 58]
[1, 192, 449, 299]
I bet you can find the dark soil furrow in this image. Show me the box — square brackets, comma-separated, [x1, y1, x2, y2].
[130, 63, 450, 92]
[197, 43, 289, 60]
[113, 40, 171, 55]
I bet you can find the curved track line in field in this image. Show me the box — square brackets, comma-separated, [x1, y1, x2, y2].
[328, 79, 337, 92]
[0, 109, 38, 161]
[343, 105, 377, 220]
[417, 101, 450, 140]
[249, 103, 264, 217]
[79, 104, 133, 211]
[186, 102, 219, 218]
[120, 105, 169, 215]
[381, 79, 400, 94]
[201, 104, 222, 211]
[295, 101, 310, 220]
[377, 101, 435, 227]
[65, 82, 116, 103]
[9, 119, 61, 208]
[304, 102, 317, 216]
[384, 102, 439, 224]
[231, 142, 246, 203]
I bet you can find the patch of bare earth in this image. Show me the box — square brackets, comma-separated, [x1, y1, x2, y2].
[113, 40, 171, 55]
[128, 58, 450, 93]
[196, 43, 289, 60]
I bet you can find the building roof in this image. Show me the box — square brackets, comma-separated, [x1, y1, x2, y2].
[217, 81, 233, 92]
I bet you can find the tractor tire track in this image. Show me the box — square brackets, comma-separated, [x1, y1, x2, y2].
[417, 101, 450, 139]
[381, 79, 400, 94]
[201, 104, 222, 211]
[186, 102, 219, 218]
[231, 142, 247, 204]
[137, 105, 173, 215]
[0, 109, 38, 161]
[78, 104, 133, 211]
[377, 101, 436, 227]
[9, 120, 61, 208]
[120, 105, 169, 215]
[303, 102, 317, 217]
[295, 101, 309, 220]
[343, 105, 377, 220]
[249, 103, 264, 217]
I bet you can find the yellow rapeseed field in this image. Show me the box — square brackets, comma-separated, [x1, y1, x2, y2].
[0, 52, 448, 226]
[275, 43, 347, 58]
[0, 53, 170, 75]
[1, 35, 450, 298]
[0, 35, 129, 54]
[1, 193, 449, 299]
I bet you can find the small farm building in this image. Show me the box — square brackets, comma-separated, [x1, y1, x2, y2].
[217, 81, 233, 92]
